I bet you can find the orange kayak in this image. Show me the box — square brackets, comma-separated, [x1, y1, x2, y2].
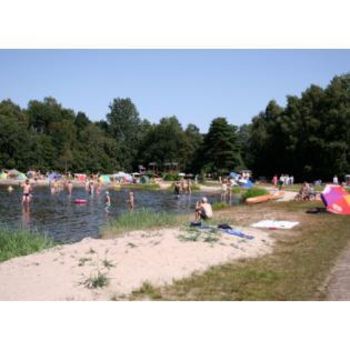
[246, 191, 285, 204]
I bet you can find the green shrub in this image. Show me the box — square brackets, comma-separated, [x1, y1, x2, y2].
[0, 227, 54, 262]
[241, 187, 269, 201]
[163, 173, 181, 181]
[102, 208, 181, 237]
[212, 202, 230, 210]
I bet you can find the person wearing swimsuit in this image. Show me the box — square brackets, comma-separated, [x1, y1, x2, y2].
[22, 179, 32, 205]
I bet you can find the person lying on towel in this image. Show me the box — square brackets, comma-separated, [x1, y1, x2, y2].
[194, 197, 213, 221]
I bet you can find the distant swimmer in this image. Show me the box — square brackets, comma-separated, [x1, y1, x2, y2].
[67, 180, 73, 195]
[88, 181, 94, 196]
[127, 191, 135, 211]
[7, 185, 13, 192]
[21, 179, 32, 206]
[104, 191, 111, 213]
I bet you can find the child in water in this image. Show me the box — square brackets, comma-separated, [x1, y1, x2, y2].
[104, 191, 111, 212]
[67, 180, 73, 195]
[127, 191, 135, 211]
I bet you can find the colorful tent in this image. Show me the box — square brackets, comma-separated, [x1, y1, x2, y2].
[240, 179, 253, 189]
[8, 169, 27, 180]
[321, 185, 350, 215]
[74, 173, 87, 182]
[99, 175, 111, 183]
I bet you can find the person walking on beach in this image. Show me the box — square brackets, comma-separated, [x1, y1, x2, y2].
[21, 179, 32, 206]
[127, 191, 135, 211]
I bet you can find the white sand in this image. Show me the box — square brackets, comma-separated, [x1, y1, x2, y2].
[0, 227, 273, 300]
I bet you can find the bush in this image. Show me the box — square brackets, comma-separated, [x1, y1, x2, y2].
[102, 208, 182, 237]
[163, 173, 181, 181]
[241, 187, 269, 201]
[212, 202, 230, 210]
[0, 227, 54, 262]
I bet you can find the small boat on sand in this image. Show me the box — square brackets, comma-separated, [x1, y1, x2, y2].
[246, 191, 285, 204]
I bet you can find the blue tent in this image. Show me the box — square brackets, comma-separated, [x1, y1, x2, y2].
[229, 172, 239, 179]
[241, 180, 253, 189]
[48, 172, 62, 181]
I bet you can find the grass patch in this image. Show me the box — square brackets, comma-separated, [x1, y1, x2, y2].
[130, 281, 162, 300]
[241, 187, 269, 201]
[129, 201, 350, 300]
[121, 183, 160, 191]
[102, 259, 115, 269]
[82, 271, 109, 289]
[102, 208, 183, 238]
[0, 226, 54, 262]
[78, 257, 92, 266]
[212, 201, 230, 210]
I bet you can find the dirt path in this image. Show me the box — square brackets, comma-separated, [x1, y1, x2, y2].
[326, 243, 350, 300]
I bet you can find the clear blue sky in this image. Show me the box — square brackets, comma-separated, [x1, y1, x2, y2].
[1, 49, 350, 132]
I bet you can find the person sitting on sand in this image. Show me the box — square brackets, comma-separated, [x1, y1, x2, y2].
[21, 179, 32, 205]
[295, 182, 311, 200]
[127, 191, 135, 211]
[194, 197, 213, 222]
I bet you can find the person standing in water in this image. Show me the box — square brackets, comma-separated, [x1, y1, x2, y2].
[88, 181, 94, 196]
[127, 191, 135, 211]
[104, 191, 111, 213]
[67, 180, 73, 196]
[21, 179, 32, 206]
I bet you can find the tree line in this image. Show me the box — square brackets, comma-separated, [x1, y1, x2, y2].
[0, 73, 349, 181]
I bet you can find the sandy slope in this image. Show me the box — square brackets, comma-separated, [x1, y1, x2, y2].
[0, 227, 273, 301]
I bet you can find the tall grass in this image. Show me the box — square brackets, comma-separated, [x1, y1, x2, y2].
[121, 183, 160, 191]
[102, 208, 183, 237]
[0, 227, 54, 262]
[241, 187, 269, 201]
[212, 202, 230, 210]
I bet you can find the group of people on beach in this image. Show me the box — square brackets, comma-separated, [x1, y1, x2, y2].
[272, 174, 294, 189]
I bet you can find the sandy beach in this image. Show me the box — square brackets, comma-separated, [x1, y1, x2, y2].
[0, 226, 273, 301]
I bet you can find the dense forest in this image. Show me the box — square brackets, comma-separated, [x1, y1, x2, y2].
[1, 73, 350, 181]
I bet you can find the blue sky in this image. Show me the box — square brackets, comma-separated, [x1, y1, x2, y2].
[1, 49, 350, 132]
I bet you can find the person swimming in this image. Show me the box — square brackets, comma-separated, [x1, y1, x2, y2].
[7, 185, 13, 192]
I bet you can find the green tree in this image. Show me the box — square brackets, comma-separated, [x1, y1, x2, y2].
[199, 117, 242, 176]
[106, 98, 143, 170]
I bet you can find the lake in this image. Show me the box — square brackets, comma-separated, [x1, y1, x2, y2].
[0, 185, 239, 243]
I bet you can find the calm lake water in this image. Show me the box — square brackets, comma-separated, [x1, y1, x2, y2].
[0, 185, 239, 243]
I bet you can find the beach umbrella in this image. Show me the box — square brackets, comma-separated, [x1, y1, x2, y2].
[321, 185, 350, 215]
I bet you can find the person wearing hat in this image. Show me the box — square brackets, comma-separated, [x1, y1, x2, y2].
[194, 197, 213, 221]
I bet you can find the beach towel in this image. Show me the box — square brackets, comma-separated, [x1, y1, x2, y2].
[251, 220, 299, 230]
[220, 228, 254, 240]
